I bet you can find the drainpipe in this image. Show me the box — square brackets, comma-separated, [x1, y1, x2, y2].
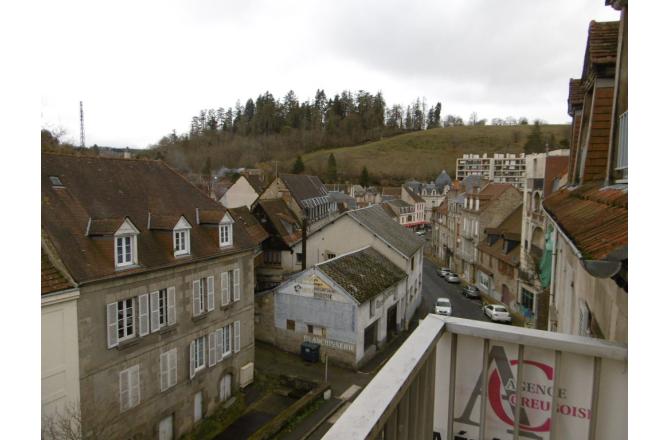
[548, 224, 559, 331]
[301, 210, 308, 271]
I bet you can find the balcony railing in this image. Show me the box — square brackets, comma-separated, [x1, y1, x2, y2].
[323, 315, 627, 440]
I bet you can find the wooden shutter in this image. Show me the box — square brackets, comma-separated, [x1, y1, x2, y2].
[107, 302, 118, 349]
[119, 368, 129, 411]
[189, 341, 196, 379]
[207, 276, 215, 311]
[168, 349, 177, 388]
[160, 352, 168, 391]
[167, 287, 176, 325]
[130, 365, 140, 408]
[221, 272, 229, 305]
[208, 333, 216, 367]
[216, 329, 224, 362]
[233, 269, 241, 302]
[234, 321, 241, 353]
[192, 280, 201, 316]
[138, 294, 149, 336]
[150, 291, 160, 332]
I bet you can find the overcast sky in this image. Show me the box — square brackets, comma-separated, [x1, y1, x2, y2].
[40, 0, 619, 148]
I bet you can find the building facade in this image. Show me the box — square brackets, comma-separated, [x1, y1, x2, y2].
[219, 174, 266, 209]
[42, 155, 257, 439]
[456, 153, 527, 189]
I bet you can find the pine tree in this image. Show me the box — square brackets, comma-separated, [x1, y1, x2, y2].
[360, 166, 370, 187]
[326, 153, 337, 183]
[524, 121, 545, 154]
[292, 155, 305, 174]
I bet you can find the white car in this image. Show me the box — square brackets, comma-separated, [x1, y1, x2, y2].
[445, 273, 461, 283]
[483, 304, 512, 323]
[435, 298, 452, 316]
[438, 267, 451, 277]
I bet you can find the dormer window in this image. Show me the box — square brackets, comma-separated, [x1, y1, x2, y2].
[114, 218, 139, 269]
[219, 212, 234, 248]
[173, 216, 192, 257]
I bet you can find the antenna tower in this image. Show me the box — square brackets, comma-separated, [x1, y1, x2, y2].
[79, 101, 86, 148]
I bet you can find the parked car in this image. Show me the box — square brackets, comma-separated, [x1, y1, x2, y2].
[445, 272, 460, 283]
[462, 285, 480, 299]
[416, 230, 426, 236]
[438, 267, 451, 277]
[434, 297, 452, 316]
[483, 304, 512, 323]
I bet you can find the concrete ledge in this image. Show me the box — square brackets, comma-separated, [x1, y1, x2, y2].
[249, 383, 331, 440]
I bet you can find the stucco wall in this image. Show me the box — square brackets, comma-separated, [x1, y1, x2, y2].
[77, 251, 256, 439]
[220, 177, 259, 209]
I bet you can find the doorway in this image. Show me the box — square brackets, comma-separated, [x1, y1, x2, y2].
[158, 415, 173, 440]
[386, 304, 398, 337]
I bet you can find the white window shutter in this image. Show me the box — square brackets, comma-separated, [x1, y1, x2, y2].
[192, 280, 201, 317]
[107, 302, 118, 349]
[221, 272, 229, 305]
[207, 276, 215, 311]
[189, 341, 196, 379]
[216, 329, 224, 362]
[150, 291, 160, 332]
[209, 332, 216, 367]
[130, 365, 140, 408]
[138, 294, 149, 336]
[119, 369, 129, 411]
[167, 287, 176, 325]
[168, 349, 177, 388]
[160, 352, 168, 392]
[234, 320, 241, 353]
[233, 269, 241, 302]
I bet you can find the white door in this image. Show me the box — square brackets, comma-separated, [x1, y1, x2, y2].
[220, 374, 232, 401]
[158, 415, 173, 440]
[194, 391, 202, 422]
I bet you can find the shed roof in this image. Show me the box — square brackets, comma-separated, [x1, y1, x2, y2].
[317, 247, 406, 304]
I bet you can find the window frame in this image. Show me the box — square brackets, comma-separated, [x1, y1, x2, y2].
[173, 229, 190, 256]
[115, 234, 136, 268]
[117, 298, 135, 342]
[194, 336, 206, 372]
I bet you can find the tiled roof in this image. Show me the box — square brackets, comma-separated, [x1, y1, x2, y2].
[544, 156, 570, 198]
[255, 199, 302, 247]
[244, 175, 266, 194]
[42, 154, 256, 284]
[582, 20, 620, 79]
[478, 205, 523, 266]
[543, 183, 627, 260]
[473, 183, 519, 212]
[568, 79, 585, 116]
[346, 205, 423, 258]
[382, 186, 402, 197]
[42, 248, 75, 295]
[148, 214, 182, 231]
[229, 206, 269, 246]
[318, 247, 406, 304]
[279, 174, 330, 209]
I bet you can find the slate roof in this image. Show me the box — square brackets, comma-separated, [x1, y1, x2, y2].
[255, 199, 302, 247]
[229, 206, 269, 246]
[244, 174, 266, 194]
[435, 170, 452, 187]
[403, 185, 425, 204]
[543, 183, 627, 261]
[42, 154, 256, 284]
[346, 205, 423, 258]
[317, 247, 406, 304]
[460, 175, 486, 192]
[42, 248, 75, 295]
[279, 174, 330, 209]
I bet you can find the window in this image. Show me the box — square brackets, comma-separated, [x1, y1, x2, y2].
[296, 253, 304, 264]
[615, 111, 628, 180]
[326, 252, 336, 260]
[369, 300, 375, 318]
[151, 287, 176, 332]
[160, 348, 178, 392]
[117, 298, 135, 341]
[190, 336, 206, 378]
[220, 220, 233, 247]
[234, 320, 241, 353]
[174, 229, 190, 256]
[220, 374, 232, 402]
[233, 269, 241, 302]
[287, 319, 295, 331]
[215, 324, 233, 361]
[307, 324, 314, 334]
[107, 294, 151, 348]
[115, 235, 135, 267]
[263, 250, 281, 265]
[220, 268, 240, 305]
[520, 289, 534, 313]
[119, 365, 140, 411]
[192, 277, 214, 316]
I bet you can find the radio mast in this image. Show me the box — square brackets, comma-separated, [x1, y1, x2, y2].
[79, 101, 86, 148]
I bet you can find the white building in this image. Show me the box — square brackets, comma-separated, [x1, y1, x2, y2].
[456, 153, 527, 189]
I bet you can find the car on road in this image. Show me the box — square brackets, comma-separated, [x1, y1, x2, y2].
[462, 285, 480, 299]
[483, 304, 512, 323]
[438, 267, 451, 277]
[416, 230, 426, 236]
[434, 297, 452, 316]
[445, 272, 460, 283]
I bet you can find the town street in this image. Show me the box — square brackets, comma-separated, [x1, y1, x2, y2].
[419, 256, 487, 322]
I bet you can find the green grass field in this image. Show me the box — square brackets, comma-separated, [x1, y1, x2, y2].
[298, 124, 569, 184]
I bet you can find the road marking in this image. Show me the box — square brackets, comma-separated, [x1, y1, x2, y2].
[338, 384, 361, 401]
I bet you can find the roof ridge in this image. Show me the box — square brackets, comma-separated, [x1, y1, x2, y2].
[316, 245, 372, 266]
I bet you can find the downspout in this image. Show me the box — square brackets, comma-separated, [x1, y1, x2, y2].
[548, 223, 559, 331]
[301, 209, 308, 271]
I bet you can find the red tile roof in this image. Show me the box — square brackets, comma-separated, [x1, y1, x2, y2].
[543, 184, 627, 260]
[568, 79, 584, 116]
[582, 21, 620, 79]
[544, 156, 570, 198]
[42, 154, 256, 284]
[42, 249, 74, 295]
[255, 199, 302, 247]
[229, 206, 269, 246]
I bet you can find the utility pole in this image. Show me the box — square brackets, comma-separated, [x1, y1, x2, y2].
[301, 211, 308, 271]
[79, 101, 86, 148]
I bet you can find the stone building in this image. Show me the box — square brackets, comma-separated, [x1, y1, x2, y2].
[41, 154, 257, 439]
[400, 185, 427, 229]
[543, 3, 627, 343]
[271, 247, 407, 368]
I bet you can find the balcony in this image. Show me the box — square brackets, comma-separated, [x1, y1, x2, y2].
[323, 315, 627, 440]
